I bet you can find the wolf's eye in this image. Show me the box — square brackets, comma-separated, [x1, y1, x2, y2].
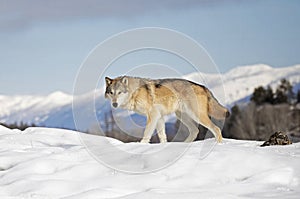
[118, 91, 121, 95]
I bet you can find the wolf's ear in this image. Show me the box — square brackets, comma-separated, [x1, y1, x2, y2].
[121, 76, 128, 85]
[105, 77, 112, 85]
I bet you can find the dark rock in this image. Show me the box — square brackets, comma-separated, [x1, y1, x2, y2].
[261, 131, 292, 147]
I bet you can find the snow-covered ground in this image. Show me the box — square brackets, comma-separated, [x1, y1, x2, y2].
[0, 64, 299, 131]
[1, 126, 299, 198]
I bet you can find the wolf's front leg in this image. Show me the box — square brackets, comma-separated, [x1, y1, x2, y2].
[140, 111, 160, 143]
[156, 117, 167, 143]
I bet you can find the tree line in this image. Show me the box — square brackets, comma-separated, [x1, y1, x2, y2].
[0, 122, 38, 131]
[224, 79, 300, 142]
[251, 79, 300, 105]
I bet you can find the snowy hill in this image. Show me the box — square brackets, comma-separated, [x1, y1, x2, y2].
[0, 126, 299, 198]
[0, 64, 300, 131]
[184, 64, 300, 106]
[0, 91, 73, 126]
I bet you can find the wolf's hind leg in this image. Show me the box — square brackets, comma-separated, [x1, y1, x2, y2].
[156, 117, 167, 143]
[175, 111, 199, 142]
[190, 112, 223, 143]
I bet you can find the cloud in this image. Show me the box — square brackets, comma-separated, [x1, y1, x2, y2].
[0, 0, 245, 32]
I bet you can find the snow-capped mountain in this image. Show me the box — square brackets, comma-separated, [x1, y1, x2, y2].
[0, 91, 73, 124]
[184, 64, 300, 106]
[0, 64, 299, 131]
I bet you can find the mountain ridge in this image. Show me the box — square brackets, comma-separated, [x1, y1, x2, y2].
[0, 64, 299, 131]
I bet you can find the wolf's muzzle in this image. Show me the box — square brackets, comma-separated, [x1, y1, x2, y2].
[112, 102, 118, 108]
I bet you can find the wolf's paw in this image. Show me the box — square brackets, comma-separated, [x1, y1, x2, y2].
[184, 139, 193, 143]
[159, 139, 167, 143]
[216, 135, 223, 143]
[140, 138, 150, 143]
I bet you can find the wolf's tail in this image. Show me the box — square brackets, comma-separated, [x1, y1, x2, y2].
[207, 92, 230, 120]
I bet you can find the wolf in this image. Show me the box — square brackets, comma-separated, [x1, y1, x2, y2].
[105, 76, 229, 143]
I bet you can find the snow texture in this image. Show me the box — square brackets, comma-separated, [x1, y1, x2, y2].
[0, 126, 300, 198]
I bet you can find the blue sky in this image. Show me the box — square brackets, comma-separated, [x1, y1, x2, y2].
[0, 0, 299, 95]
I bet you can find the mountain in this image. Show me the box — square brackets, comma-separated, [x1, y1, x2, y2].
[184, 64, 300, 106]
[1, 126, 300, 198]
[0, 64, 299, 131]
[0, 91, 74, 128]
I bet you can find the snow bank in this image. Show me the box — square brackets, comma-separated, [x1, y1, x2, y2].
[0, 127, 299, 198]
[0, 125, 9, 131]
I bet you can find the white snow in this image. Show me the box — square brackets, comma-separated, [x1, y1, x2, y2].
[0, 126, 299, 198]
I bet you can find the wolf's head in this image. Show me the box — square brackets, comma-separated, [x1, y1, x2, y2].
[105, 76, 129, 108]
